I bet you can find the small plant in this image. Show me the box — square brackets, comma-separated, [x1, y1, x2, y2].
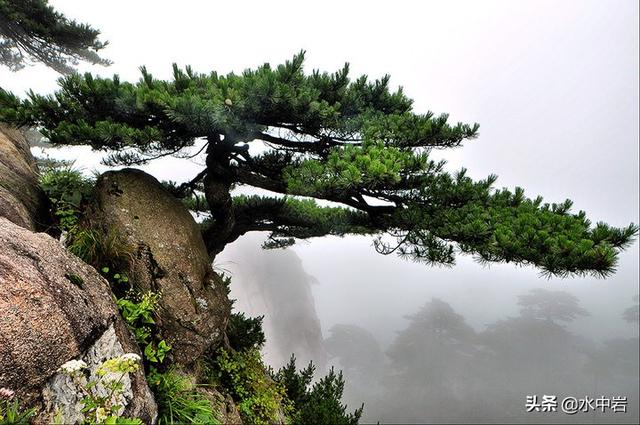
[227, 312, 266, 352]
[39, 166, 94, 232]
[210, 349, 289, 425]
[111, 272, 130, 287]
[117, 291, 158, 341]
[217, 272, 232, 298]
[0, 388, 36, 425]
[68, 228, 133, 272]
[144, 340, 172, 364]
[147, 368, 218, 425]
[57, 354, 143, 424]
[116, 291, 171, 364]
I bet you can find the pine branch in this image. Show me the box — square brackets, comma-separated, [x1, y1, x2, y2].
[0, 0, 110, 73]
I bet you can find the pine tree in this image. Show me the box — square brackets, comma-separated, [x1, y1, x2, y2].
[0, 52, 637, 276]
[517, 288, 589, 322]
[0, 0, 109, 73]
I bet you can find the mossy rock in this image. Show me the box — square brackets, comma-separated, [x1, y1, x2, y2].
[86, 168, 231, 365]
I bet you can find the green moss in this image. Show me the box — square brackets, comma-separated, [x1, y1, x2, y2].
[64, 273, 84, 288]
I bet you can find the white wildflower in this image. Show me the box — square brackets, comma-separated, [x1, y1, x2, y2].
[58, 359, 88, 374]
[120, 353, 141, 362]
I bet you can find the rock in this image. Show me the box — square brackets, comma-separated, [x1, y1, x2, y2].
[42, 325, 156, 424]
[87, 168, 230, 365]
[0, 217, 157, 423]
[0, 124, 48, 230]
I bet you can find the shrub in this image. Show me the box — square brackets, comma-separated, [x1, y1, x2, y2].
[39, 166, 94, 231]
[117, 292, 158, 346]
[209, 349, 288, 425]
[227, 312, 266, 353]
[116, 291, 173, 365]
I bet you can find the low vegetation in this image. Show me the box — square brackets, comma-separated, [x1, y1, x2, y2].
[207, 349, 290, 424]
[39, 165, 94, 232]
[0, 397, 36, 425]
[147, 368, 218, 425]
[57, 355, 143, 425]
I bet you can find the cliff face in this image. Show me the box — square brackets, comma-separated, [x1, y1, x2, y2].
[220, 233, 328, 370]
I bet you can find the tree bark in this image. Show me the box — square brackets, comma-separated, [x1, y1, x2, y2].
[203, 136, 236, 258]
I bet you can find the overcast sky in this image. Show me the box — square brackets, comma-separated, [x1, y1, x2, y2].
[1, 0, 638, 343]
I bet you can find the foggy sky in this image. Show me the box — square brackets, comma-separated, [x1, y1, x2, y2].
[1, 1, 638, 418]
